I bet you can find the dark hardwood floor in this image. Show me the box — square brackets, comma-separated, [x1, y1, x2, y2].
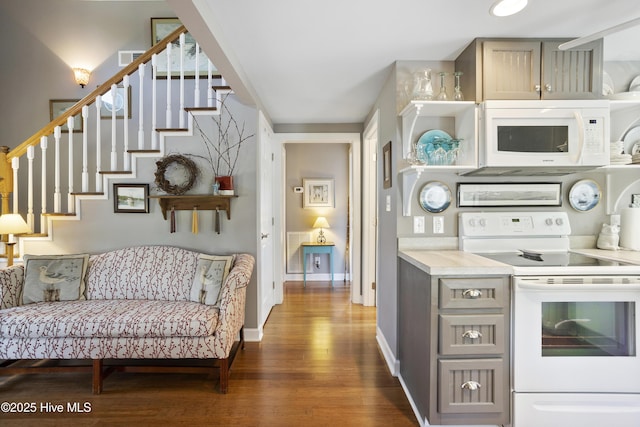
[0, 281, 417, 426]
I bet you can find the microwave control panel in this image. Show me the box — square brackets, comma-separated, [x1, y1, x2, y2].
[583, 117, 605, 154]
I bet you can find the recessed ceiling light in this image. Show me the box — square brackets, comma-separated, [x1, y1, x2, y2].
[490, 0, 528, 17]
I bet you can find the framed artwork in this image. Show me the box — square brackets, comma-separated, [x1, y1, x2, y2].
[49, 99, 82, 133]
[100, 86, 132, 119]
[457, 183, 562, 207]
[150, 17, 217, 78]
[114, 184, 149, 213]
[383, 141, 392, 189]
[303, 179, 334, 208]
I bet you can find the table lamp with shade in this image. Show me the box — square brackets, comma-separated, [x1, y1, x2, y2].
[0, 213, 31, 266]
[313, 216, 330, 243]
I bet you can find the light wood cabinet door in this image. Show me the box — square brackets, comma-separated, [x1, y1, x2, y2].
[483, 40, 541, 100]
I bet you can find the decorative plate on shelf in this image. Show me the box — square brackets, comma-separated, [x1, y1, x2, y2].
[629, 75, 640, 93]
[623, 125, 640, 154]
[416, 130, 451, 164]
[568, 179, 601, 212]
[418, 181, 451, 213]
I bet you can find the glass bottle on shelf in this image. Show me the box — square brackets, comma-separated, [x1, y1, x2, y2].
[436, 72, 448, 101]
[411, 69, 434, 100]
[453, 71, 464, 101]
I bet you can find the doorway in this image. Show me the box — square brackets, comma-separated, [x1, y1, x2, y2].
[273, 133, 362, 304]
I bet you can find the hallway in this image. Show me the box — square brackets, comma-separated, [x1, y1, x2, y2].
[0, 281, 417, 426]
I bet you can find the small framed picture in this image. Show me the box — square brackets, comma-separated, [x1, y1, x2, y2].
[49, 99, 82, 133]
[150, 17, 216, 78]
[303, 179, 334, 208]
[114, 184, 149, 213]
[383, 141, 392, 189]
[100, 86, 132, 119]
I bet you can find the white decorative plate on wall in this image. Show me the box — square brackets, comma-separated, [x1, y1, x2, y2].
[568, 179, 601, 212]
[418, 181, 451, 213]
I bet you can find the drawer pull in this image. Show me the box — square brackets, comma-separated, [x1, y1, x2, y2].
[461, 380, 482, 391]
[462, 330, 483, 340]
[462, 289, 482, 299]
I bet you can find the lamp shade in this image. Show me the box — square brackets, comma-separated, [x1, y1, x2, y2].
[0, 214, 31, 235]
[73, 67, 91, 87]
[313, 217, 330, 229]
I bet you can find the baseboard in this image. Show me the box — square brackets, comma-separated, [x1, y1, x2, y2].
[398, 373, 425, 427]
[284, 273, 349, 281]
[375, 326, 399, 377]
[243, 327, 263, 342]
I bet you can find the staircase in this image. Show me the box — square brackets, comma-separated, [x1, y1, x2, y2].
[0, 25, 231, 245]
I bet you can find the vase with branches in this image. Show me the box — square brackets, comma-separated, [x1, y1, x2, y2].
[191, 92, 254, 194]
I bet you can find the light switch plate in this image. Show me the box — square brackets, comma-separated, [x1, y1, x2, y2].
[386, 195, 391, 212]
[413, 216, 425, 234]
[433, 216, 444, 234]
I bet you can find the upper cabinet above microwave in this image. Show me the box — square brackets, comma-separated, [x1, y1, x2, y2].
[455, 38, 603, 101]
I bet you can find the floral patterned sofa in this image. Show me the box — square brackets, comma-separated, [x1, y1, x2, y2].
[0, 245, 254, 394]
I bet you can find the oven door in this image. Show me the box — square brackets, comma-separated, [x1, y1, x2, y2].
[513, 276, 640, 393]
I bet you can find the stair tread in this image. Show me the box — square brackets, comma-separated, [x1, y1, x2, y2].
[184, 107, 218, 112]
[213, 85, 232, 90]
[99, 170, 132, 175]
[128, 149, 161, 153]
[156, 128, 188, 132]
[42, 213, 76, 217]
[70, 192, 104, 196]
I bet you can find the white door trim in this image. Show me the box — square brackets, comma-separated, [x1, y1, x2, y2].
[362, 110, 379, 307]
[273, 132, 362, 304]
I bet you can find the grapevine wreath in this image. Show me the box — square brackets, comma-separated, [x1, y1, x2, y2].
[154, 154, 198, 195]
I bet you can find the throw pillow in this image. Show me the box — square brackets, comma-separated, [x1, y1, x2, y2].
[189, 254, 235, 306]
[22, 254, 90, 305]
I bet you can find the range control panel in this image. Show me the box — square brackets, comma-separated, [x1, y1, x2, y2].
[459, 211, 571, 237]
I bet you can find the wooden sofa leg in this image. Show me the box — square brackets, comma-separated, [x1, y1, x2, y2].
[92, 359, 103, 395]
[219, 358, 229, 394]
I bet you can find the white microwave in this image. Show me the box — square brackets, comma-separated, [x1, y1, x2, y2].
[471, 100, 610, 176]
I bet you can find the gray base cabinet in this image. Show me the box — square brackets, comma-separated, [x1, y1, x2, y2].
[399, 258, 510, 425]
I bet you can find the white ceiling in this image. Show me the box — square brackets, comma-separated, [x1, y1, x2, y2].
[170, 0, 640, 125]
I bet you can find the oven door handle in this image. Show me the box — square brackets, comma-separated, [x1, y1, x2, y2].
[517, 282, 640, 291]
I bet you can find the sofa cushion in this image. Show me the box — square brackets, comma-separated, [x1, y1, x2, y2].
[85, 246, 199, 301]
[0, 300, 219, 339]
[21, 254, 90, 305]
[189, 254, 235, 306]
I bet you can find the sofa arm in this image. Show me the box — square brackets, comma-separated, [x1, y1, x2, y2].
[0, 264, 25, 309]
[215, 254, 255, 352]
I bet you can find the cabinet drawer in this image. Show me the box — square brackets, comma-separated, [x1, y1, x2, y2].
[438, 358, 506, 414]
[439, 314, 505, 355]
[439, 277, 508, 309]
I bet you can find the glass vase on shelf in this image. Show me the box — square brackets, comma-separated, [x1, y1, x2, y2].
[411, 69, 434, 101]
[436, 72, 448, 101]
[453, 71, 464, 101]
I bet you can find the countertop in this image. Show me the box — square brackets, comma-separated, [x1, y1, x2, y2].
[399, 250, 513, 276]
[571, 248, 640, 265]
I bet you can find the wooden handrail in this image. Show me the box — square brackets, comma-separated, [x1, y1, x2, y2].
[7, 25, 188, 160]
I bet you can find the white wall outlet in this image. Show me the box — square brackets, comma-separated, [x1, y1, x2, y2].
[413, 216, 425, 234]
[314, 256, 321, 268]
[433, 216, 444, 234]
[386, 195, 391, 212]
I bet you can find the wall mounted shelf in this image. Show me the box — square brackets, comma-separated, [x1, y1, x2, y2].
[149, 195, 237, 220]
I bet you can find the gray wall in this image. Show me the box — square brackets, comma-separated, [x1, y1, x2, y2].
[0, 0, 261, 329]
[284, 143, 349, 276]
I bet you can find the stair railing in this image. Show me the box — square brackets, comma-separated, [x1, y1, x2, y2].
[0, 24, 222, 236]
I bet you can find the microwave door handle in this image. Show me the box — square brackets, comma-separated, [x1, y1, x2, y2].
[572, 111, 585, 164]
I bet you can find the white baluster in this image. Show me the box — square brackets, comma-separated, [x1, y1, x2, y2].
[81, 106, 89, 192]
[110, 83, 117, 171]
[123, 75, 130, 171]
[26, 146, 34, 230]
[95, 96, 103, 193]
[40, 136, 48, 234]
[194, 42, 200, 108]
[208, 60, 214, 107]
[151, 54, 158, 150]
[11, 157, 19, 213]
[138, 63, 145, 149]
[54, 126, 61, 212]
[179, 33, 185, 128]
[67, 116, 75, 214]
[166, 42, 172, 127]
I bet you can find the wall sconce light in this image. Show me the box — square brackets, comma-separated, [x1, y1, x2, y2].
[490, 0, 528, 16]
[73, 67, 91, 88]
[313, 216, 330, 244]
[0, 213, 31, 267]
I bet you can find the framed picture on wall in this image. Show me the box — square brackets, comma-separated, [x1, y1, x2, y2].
[49, 99, 82, 133]
[150, 17, 217, 78]
[383, 141, 392, 189]
[303, 179, 334, 208]
[113, 184, 149, 213]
